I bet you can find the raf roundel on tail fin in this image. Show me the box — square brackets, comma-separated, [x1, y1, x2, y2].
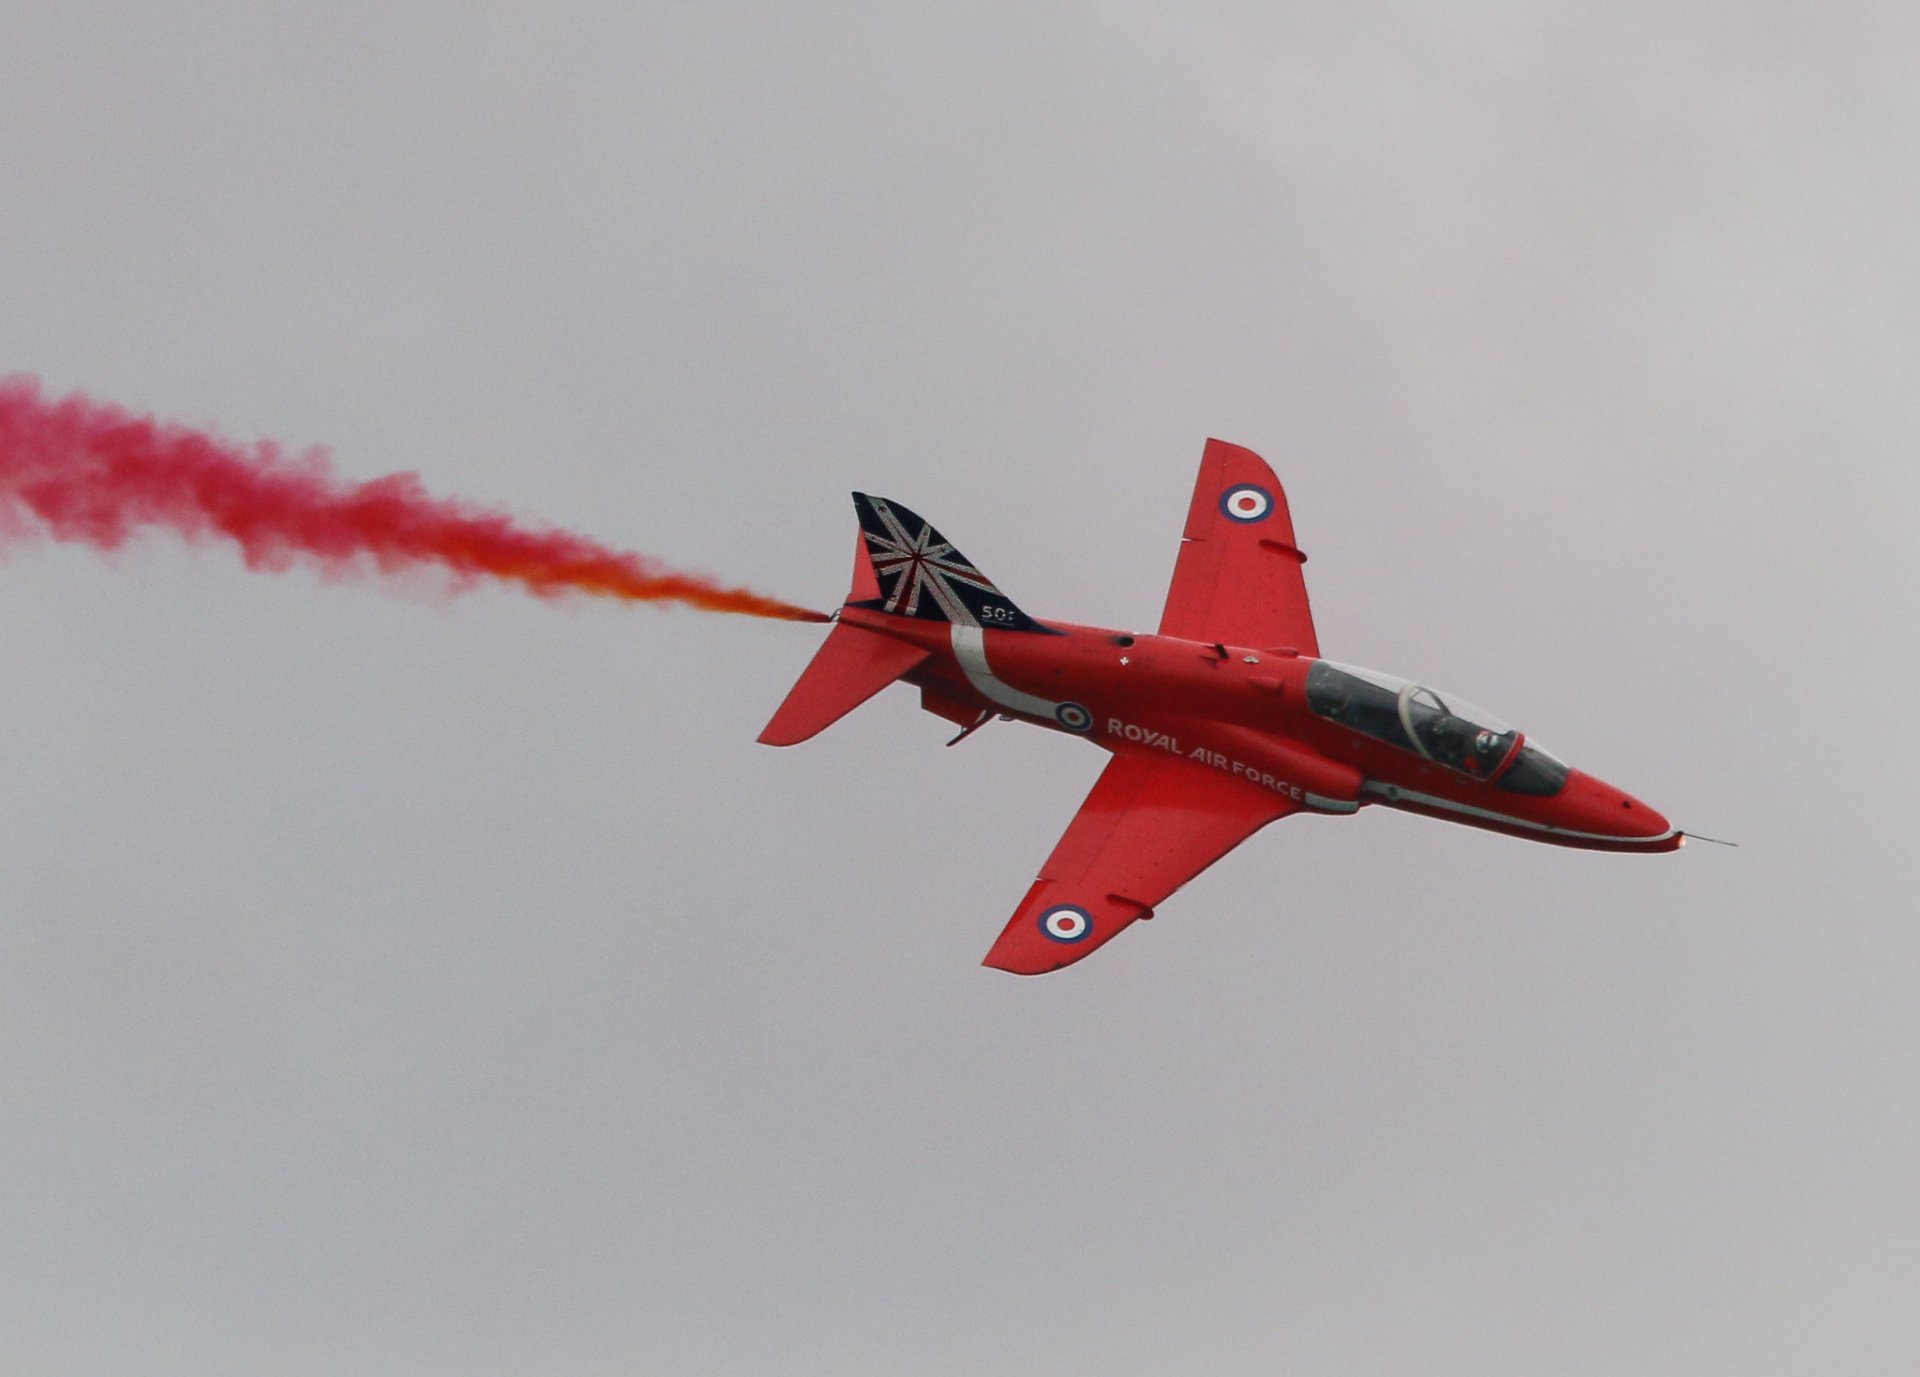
[849, 493, 1054, 633]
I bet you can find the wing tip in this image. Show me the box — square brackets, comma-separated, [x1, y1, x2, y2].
[981, 888, 1152, 975]
[981, 952, 1056, 976]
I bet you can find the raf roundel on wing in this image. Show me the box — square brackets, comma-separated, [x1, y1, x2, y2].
[1219, 484, 1274, 522]
[1040, 905, 1093, 943]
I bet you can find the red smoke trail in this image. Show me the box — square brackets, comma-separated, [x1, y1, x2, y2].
[0, 377, 828, 622]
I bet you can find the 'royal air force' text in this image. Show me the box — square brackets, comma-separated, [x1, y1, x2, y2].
[1106, 718, 1309, 802]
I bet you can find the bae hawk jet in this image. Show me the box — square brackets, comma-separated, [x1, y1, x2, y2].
[760, 441, 1683, 974]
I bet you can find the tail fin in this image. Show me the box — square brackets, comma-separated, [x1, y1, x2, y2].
[849, 493, 1052, 633]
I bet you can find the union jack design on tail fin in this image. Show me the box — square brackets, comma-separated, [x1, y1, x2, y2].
[849, 493, 1053, 633]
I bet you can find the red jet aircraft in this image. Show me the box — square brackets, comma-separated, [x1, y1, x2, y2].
[761, 440, 1683, 974]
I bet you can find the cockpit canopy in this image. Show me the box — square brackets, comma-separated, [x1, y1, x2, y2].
[1304, 660, 1568, 795]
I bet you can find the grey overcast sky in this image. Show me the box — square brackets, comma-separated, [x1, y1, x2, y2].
[2, 4, 1915, 1374]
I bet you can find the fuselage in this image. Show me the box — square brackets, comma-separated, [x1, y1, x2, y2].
[840, 606, 1681, 853]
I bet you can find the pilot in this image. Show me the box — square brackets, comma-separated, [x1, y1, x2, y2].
[1426, 715, 1469, 766]
[1466, 727, 1511, 775]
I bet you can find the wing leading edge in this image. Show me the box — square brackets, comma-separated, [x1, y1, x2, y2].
[982, 751, 1299, 974]
[1157, 439, 1319, 655]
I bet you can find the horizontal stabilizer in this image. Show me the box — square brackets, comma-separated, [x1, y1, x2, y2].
[757, 621, 928, 747]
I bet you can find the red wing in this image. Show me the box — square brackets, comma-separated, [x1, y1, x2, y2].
[982, 751, 1298, 975]
[1157, 438, 1319, 656]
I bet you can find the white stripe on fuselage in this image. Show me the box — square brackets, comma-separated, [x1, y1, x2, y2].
[949, 626, 1062, 719]
[1362, 781, 1678, 846]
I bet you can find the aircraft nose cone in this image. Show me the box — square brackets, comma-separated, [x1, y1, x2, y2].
[1562, 769, 1682, 850]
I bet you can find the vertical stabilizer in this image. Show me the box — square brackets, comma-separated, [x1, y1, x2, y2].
[848, 493, 1053, 633]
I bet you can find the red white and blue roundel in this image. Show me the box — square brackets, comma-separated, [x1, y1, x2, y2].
[1220, 484, 1274, 523]
[1040, 904, 1093, 943]
[1054, 701, 1094, 733]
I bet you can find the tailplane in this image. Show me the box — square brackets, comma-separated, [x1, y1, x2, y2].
[756, 618, 928, 746]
